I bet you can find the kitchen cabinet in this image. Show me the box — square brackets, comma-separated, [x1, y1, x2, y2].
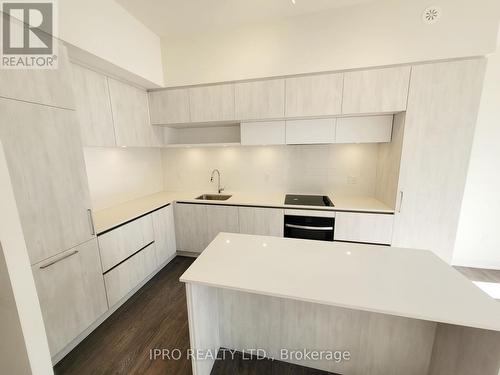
[32, 239, 108, 356]
[238, 207, 284, 237]
[97, 214, 155, 272]
[285, 73, 343, 118]
[0, 98, 94, 265]
[148, 88, 190, 125]
[334, 212, 394, 245]
[235, 79, 285, 120]
[206, 205, 239, 244]
[71, 64, 116, 147]
[336, 115, 393, 144]
[152, 205, 177, 265]
[175, 204, 209, 253]
[240, 121, 286, 145]
[342, 66, 410, 115]
[285, 118, 336, 144]
[108, 78, 163, 146]
[392, 59, 486, 263]
[189, 84, 235, 123]
[104, 242, 158, 307]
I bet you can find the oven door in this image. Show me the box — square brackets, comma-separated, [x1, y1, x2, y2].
[284, 215, 335, 241]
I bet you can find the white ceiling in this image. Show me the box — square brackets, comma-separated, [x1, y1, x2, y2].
[116, 0, 376, 38]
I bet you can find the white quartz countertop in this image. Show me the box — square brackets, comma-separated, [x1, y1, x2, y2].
[93, 190, 394, 234]
[180, 233, 500, 332]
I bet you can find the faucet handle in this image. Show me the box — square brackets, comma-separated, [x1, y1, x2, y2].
[219, 187, 225, 194]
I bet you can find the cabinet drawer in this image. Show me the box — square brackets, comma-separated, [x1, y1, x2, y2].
[98, 214, 154, 272]
[104, 242, 157, 307]
[334, 212, 394, 245]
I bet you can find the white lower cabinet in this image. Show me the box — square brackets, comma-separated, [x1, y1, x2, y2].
[175, 204, 209, 253]
[104, 243, 158, 307]
[152, 205, 177, 265]
[334, 212, 394, 245]
[32, 239, 108, 356]
[238, 207, 284, 237]
[206, 205, 239, 243]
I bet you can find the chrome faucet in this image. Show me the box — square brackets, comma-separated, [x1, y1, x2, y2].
[210, 169, 224, 194]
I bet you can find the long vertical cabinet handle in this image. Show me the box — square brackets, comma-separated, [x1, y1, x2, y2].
[87, 208, 96, 235]
[398, 191, 404, 213]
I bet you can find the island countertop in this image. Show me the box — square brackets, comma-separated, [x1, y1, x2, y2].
[180, 232, 500, 332]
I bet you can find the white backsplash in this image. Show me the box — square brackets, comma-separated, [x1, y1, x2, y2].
[162, 144, 379, 195]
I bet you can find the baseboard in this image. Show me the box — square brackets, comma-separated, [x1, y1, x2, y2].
[51, 253, 177, 365]
[176, 250, 199, 258]
[452, 257, 500, 271]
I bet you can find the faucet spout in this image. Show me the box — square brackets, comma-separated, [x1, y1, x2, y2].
[210, 169, 224, 194]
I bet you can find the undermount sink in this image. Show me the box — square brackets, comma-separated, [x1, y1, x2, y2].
[195, 194, 232, 201]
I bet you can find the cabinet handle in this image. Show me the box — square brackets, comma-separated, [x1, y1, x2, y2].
[285, 224, 334, 231]
[398, 191, 404, 213]
[87, 208, 95, 235]
[39, 250, 78, 269]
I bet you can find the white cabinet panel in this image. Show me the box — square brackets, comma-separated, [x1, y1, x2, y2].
[240, 121, 286, 145]
[336, 115, 393, 144]
[342, 66, 410, 115]
[235, 79, 285, 120]
[392, 59, 486, 263]
[104, 242, 157, 307]
[175, 204, 209, 253]
[206, 205, 239, 244]
[0, 98, 94, 265]
[189, 84, 235, 123]
[152, 205, 177, 265]
[286, 118, 335, 144]
[148, 88, 190, 125]
[285, 73, 343, 117]
[334, 212, 394, 245]
[238, 207, 284, 237]
[71, 64, 116, 147]
[97, 214, 154, 272]
[32, 239, 108, 356]
[108, 78, 163, 146]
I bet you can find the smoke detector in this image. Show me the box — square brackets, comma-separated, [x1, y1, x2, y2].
[422, 6, 442, 24]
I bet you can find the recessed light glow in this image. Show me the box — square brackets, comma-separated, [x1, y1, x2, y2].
[291, 0, 296, 4]
[121, 145, 127, 148]
[262, 243, 267, 247]
[225, 239, 231, 244]
[346, 251, 352, 256]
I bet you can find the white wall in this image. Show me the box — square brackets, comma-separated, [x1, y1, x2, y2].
[59, 0, 164, 86]
[162, 144, 379, 195]
[83, 148, 164, 211]
[161, 0, 500, 86]
[453, 45, 500, 269]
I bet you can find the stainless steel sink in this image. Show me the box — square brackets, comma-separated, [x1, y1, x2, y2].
[195, 194, 232, 201]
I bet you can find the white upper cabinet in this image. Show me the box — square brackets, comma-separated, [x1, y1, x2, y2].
[108, 78, 163, 147]
[148, 88, 190, 125]
[342, 66, 411, 115]
[71, 64, 116, 147]
[285, 73, 343, 118]
[189, 84, 235, 123]
[235, 79, 285, 120]
[336, 115, 393, 144]
[240, 121, 286, 145]
[286, 118, 336, 145]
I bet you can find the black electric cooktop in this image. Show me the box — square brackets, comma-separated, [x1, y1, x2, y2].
[284, 194, 334, 207]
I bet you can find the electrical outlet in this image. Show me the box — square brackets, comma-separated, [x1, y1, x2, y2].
[347, 176, 357, 185]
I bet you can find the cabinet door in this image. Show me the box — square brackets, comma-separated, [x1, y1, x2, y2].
[286, 118, 336, 144]
[342, 66, 410, 115]
[174, 204, 209, 253]
[392, 59, 486, 262]
[235, 79, 285, 120]
[32, 239, 108, 356]
[152, 205, 177, 265]
[108, 78, 163, 146]
[334, 212, 394, 245]
[71, 64, 116, 147]
[239, 207, 284, 237]
[336, 115, 393, 144]
[285, 73, 343, 117]
[0, 98, 94, 265]
[189, 84, 235, 123]
[240, 121, 286, 145]
[206, 205, 239, 243]
[148, 88, 190, 125]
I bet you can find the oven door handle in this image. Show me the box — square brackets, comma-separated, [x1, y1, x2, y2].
[285, 223, 334, 231]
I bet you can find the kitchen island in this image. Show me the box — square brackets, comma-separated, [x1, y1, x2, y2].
[180, 233, 500, 375]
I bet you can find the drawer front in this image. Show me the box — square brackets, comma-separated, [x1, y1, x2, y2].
[334, 212, 394, 245]
[98, 214, 154, 272]
[104, 242, 157, 307]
